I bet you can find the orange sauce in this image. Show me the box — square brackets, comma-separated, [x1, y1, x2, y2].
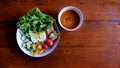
[60, 10, 80, 29]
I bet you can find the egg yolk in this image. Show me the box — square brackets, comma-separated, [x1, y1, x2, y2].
[32, 33, 39, 39]
[39, 32, 44, 39]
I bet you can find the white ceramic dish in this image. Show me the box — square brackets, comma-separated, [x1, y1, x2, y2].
[58, 6, 83, 31]
[16, 22, 60, 58]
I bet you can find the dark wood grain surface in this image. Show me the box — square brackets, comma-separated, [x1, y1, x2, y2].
[0, 0, 120, 68]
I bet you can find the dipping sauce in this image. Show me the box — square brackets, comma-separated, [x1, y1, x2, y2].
[60, 10, 80, 29]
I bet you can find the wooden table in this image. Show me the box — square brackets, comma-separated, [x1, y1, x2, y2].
[0, 0, 120, 68]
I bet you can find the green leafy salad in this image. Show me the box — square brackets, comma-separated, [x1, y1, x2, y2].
[17, 7, 58, 56]
[17, 7, 55, 35]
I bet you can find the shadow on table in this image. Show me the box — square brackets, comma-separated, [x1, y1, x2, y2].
[0, 20, 31, 59]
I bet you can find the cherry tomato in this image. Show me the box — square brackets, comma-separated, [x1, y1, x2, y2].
[43, 44, 48, 49]
[45, 38, 53, 46]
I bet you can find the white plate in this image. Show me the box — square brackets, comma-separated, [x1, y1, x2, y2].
[16, 23, 60, 57]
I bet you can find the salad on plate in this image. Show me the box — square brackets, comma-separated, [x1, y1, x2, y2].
[16, 7, 59, 56]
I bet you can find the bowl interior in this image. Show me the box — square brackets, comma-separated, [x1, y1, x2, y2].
[58, 6, 83, 31]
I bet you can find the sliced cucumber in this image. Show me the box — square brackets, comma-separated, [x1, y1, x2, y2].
[27, 47, 33, 51]
[24, 38, 29, 43]
[22, 43, 26, 48]
[26, 41, 32, 49]
[21, 34, 26, 41]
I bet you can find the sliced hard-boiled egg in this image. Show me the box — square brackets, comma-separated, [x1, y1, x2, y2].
[31, 33, 39, 43]
[31, 32, 47, 43]
[38, 31, 46, 42]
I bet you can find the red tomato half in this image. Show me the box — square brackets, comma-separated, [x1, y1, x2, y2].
[45, 38, 53, 46]
[43, 44, 48, 49]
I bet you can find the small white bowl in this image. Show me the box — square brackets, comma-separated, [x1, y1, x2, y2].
[58, 6, 83, 31]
